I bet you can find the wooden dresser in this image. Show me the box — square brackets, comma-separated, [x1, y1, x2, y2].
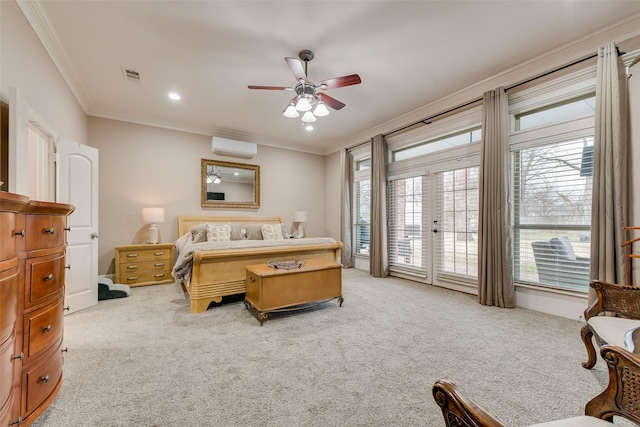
[0, 191, 74, 427]
[114, 243, 174, 287]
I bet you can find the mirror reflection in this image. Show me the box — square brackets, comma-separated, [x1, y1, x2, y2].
[201, 159, 260, 208]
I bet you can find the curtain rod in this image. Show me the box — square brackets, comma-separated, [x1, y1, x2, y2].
[348, 46, 620, 150]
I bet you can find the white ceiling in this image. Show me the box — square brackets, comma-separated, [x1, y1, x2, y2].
[36, 1, 640, 155]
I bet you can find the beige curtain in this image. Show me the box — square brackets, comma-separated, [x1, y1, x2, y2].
[478, 88, 515, 308]
[341, 149, 354, 268]
[370, 134, 389, 277]
[590, 42, 628, 286]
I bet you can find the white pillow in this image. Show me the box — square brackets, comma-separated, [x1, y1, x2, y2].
[261, 223, 284, 241]
[206, 224, 231, 242]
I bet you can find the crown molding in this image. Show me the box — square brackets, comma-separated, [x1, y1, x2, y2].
[16, 0, 91, 112]
[336, 12, 640, 154]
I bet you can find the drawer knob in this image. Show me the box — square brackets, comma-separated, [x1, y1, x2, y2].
[248, 277, 255, 283]
[11, 352, 24, 361]
[43, 273, 54, 281]
[40, 375, 50, 383]
[127, 265, 138, 269]
[127, 253, 138, 258]
[9, 417, 22, 425]
[127, 277, 138, 281]
[62, 347, 68, 353]
[44, 227, 55, 234]
[64, 227, 71, 231]
[13, 229, 25, 237]
[43, 325, 53, 332]
[64, 306, 70, 311]
[65, 265, 71, 270]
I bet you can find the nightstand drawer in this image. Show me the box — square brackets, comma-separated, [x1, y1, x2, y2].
[120, 260, 169, 273]
[119, 249, 171, 263]
[119, 271, 172, 285]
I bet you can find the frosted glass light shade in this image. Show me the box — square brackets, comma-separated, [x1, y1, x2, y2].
[283, 103, 299, 118]
[141, 207, 165, 223]
[295, 97, 312, 112]
[313, 101, 329, 117]
[301, 111, 316, 123]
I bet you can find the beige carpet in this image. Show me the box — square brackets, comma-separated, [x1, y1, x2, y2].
[32, 268, 609, 426]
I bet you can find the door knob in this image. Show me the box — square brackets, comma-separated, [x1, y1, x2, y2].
[91, 232, 99, 239]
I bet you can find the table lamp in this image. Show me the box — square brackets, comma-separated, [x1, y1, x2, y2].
[142, 207, 165, 244]
[293, 210, 308, 238]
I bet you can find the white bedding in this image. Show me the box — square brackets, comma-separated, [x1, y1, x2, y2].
[171, 237, 338, 284]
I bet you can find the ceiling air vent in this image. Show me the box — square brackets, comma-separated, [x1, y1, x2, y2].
[122, 67, 140, 82]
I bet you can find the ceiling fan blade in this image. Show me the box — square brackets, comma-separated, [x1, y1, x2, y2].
[247, 85, 293, 90]
[285, 57, 308, 83]
[319, 93, 346, 110]
[317, 74, 361, 90]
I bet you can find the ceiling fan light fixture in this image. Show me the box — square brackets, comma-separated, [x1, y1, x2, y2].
[301, 111, 317, 123]
[313, 101, 329, 117]
[283, 102, 299, 118]
[295, 96, 312, 112]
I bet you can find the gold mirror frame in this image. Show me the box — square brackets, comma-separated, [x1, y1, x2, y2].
[201, 159, 260, 208]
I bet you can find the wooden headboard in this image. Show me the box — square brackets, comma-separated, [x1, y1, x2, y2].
[177, 215, 282, 236]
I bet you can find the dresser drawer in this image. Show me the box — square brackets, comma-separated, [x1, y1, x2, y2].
[25, 215, 66, 251]
[22, 344, 63, 418]
[0, 267, 19, 345]
[0, 331, 16, 420]
[24, 252, 65, 309]
[0, 212, 18, 262]
[23, 299, 64, 360]
[119, 270, 172, 286]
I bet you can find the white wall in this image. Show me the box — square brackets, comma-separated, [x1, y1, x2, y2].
[0, 0, 86, 144]
[88, 117, 327, 275]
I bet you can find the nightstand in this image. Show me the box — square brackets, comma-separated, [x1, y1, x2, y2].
[114, 243, 174, 287]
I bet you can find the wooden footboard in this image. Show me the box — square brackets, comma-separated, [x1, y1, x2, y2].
[186, 242, 342, 313]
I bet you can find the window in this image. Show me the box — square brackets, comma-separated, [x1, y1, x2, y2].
[354, 179, 370, 256]
[510, 84, 595, 292]
[434, 166, 479, 280]
[393, 127, 481, 161]
[389, 177, 424, 270]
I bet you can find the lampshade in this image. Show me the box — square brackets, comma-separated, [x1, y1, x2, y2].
[313, 101, 329, 117]
[294, 210, 308, 223]
[295, 96, 312, 112]
[283, 102, 300, 118]
[301, 111, 316, 123]
[141, 207, 165, 224]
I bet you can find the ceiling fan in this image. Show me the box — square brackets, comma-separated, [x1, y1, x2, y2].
[248, 50, 361, 127]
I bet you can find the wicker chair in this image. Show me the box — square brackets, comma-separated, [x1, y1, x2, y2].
[432, 345, 640, 426]
[580, 280, 640, 369]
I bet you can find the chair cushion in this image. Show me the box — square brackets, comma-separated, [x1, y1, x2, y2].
[549, 236, 576, 260]
[529, 415, 612, 426]
[588, 316, 640, 348]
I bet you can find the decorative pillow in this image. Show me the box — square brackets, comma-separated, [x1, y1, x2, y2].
[229, 223, 246, 240]
[206, 224, 231, 242]
[245, 224, 263, 240]
[550, 236, 576, 260]
[175, 232, 192, 253]
[190, 224, 209, 243]
[261, 223, 285, 241]
[280, 223, 290, 239]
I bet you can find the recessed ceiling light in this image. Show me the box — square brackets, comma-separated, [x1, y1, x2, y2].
[168, 93, 181, 101]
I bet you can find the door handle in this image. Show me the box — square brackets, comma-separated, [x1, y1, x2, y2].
[91, 232, 99, 239]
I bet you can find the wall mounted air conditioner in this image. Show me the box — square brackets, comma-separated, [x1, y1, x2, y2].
[211, 137, 257, 159]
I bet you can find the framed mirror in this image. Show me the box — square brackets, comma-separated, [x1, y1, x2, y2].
[201, 159, 260, 208]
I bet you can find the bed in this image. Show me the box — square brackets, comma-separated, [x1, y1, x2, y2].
[174, 215, 343, 313]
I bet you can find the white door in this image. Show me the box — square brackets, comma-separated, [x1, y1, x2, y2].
[57, 140, 99, 314]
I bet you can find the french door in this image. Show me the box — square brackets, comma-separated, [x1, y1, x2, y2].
[389, 162, 479, 294]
